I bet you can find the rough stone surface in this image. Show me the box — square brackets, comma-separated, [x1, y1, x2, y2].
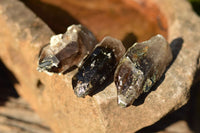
[0, 0, 200, 133]
[0, 97, 52, 133]
[0, 60, 52, 133]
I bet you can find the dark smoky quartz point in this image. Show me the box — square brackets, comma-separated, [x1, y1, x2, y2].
[72, 36, 126, 97]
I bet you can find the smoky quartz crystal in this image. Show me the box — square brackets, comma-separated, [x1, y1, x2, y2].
[114, 34, 173, 107]
[37, 24, 97, 74]
[72, 36, 125, 97]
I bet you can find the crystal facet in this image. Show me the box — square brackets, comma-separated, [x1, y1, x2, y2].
[37, 24, 97, 74]
[72, 36, 126, 97]
[114, 34, 173, 107]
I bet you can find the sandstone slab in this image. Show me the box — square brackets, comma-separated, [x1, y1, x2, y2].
[0, 0, 200, 133]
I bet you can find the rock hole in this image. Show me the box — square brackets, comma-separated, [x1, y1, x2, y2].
[36, 79, 45, 91]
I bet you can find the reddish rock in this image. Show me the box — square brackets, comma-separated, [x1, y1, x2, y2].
[0, 0, 200, 133]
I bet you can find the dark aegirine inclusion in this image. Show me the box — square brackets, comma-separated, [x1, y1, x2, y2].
[72, 46, 117, 97]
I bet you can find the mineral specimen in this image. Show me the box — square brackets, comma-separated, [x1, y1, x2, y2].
[72, 36, 126, 97]
[114, 34, 173, 107]
[37, 24, 97, 74]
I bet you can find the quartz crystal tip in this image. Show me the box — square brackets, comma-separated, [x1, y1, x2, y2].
[37, 55, 60, 72]
[72, 81, 88, 98]
[72, 75, 92, 97]
[118, 94, 136, 108]
[115, 58, 144, 107]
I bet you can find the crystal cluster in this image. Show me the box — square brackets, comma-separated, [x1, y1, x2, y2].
[114, 34, 172, 107]
[37, 24, 97, 74]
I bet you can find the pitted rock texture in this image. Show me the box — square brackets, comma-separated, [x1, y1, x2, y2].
[0, 0, 200, 133]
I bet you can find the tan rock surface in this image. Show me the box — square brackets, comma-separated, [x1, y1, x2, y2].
[0, 97, 53, 133]
[0, 60, 52, 133]
[0, 0, 200, 133]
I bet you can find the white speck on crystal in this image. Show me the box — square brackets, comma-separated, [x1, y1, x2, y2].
[119, 80, 122, 86]
[100, 76, 106, 83]
[107, 53, 111, 59]
[52, 62, 58, 67]
[91, 60, 96, 67]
